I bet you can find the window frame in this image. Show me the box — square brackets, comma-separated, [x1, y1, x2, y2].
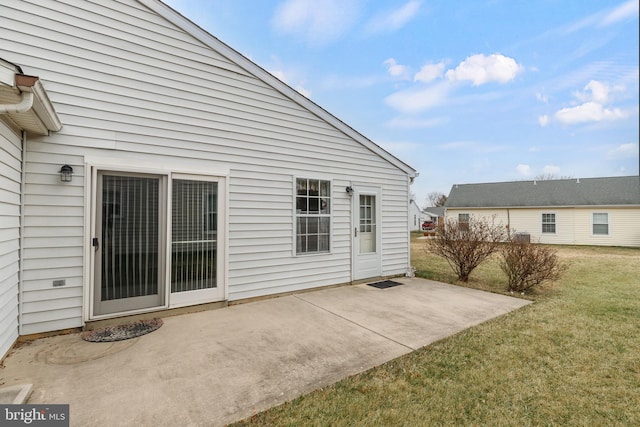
[592, 212, 610, 236]
[458, 213, 470, 230]
[294, 177, 332, 256]
[541, 212, 556, 234]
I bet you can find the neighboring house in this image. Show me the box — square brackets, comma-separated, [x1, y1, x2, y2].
[0, 0, 416, 360]
[423, 207, 445, 225]
[409, 200, 423, 231]
[445, 176, 640, 247]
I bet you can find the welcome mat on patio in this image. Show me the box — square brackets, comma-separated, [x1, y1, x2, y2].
[367, 280, 404, 289]
[81, 318, 163, 342]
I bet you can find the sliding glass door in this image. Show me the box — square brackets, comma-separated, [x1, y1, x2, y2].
[94, 172, 165, 315]
[171, 179, 218, 296]
[92, 171, 224, 317]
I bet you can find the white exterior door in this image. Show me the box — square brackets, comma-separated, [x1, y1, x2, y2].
[353, 186, 382, 280]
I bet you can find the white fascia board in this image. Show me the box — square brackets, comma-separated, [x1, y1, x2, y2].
[24, 80, 62, 132]
[138, 0, 416, 178]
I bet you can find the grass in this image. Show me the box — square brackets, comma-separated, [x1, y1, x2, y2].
[233, 233, 640, 426]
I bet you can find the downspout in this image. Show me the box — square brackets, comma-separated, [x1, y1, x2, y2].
[0, 91, 34, 114]
[18, 130, 27, 336]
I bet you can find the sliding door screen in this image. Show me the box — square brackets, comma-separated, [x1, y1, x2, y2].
[171, 179, 218, 292]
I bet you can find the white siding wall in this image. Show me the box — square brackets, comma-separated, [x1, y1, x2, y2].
[408, 201, 422, 231]
[572, 207, 640, 247]
[0, 120, 21, 359]
[446, 207, 640, 247]
[1, 0, 411, 333]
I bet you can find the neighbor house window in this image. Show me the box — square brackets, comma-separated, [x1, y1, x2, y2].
[296, 178, 330, 254]
[542, 213, 556, 234]
[458, 213, 470, 230]
[592, 212, 609, 235]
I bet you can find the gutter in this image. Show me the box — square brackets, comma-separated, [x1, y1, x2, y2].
[0, 73, 62, 134]
[0, 91, 33, 113]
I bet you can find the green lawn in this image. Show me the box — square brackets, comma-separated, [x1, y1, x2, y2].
[234, 234, 640, 426]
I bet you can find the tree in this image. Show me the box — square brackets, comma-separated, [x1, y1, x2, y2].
[499, 237, 565, 293]
[427, 216, 507, 282]
[426, 191, 447, 207]
[532, 173, 573, 181]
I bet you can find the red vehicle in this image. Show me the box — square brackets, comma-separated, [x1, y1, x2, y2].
[421, 220, 435, 230]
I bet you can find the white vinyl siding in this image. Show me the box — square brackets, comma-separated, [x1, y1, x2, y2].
[446, 207, 639, 247]
[0, 121, 21, 359]
[1, 0, 412, 332]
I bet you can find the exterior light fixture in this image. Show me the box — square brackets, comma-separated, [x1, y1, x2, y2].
[59, 165, 73, 182]
[345, 186, 354, 195]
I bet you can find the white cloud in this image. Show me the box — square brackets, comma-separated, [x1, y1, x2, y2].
[543, 165, 561, 175]
[576, 80, 611, 103]
[548, 79, 630, 125]
[607, 143, 639, 159]
[366, 0, 421, 33]
[538, 115, 550, 127]
[599, 0, 639, 27]
[384, 58, 410, 79]
[536, 92, 549, 103]
[272, 0, 361, 45]
[384, 82, 451, 113]
[414, 62, 445, 83]
[555, 102, 628, 124]
[295, 85, 311, 98]
[445, 54, 523, 86]
[269, 67, 311, 98]
[516, 164, 533, 176]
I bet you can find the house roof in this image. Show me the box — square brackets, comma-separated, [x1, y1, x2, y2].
[445, 176, 640, 208]
[139, 0, 416, 179]
[423, 207, 445, 217]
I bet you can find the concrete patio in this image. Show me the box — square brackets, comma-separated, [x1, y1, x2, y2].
[0, 278, 531, 426]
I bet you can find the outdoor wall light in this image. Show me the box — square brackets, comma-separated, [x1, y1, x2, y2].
[59, 165, 73, 182]
[345, 186, 354, 195]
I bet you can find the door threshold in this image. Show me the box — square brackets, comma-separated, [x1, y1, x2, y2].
[85, 301, 228, 330]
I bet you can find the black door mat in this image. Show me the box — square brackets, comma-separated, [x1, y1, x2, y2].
[367, 280, 404, 289]
[81, 318, 163, 342]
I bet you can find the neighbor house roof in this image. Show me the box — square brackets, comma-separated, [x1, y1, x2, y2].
[423, 207, 445, 217]
[445, 176, 640, 208]
[139, 0, 416, 179]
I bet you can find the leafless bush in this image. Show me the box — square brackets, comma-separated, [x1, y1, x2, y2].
[499, 238, 565, 293]
[427, 216, 507, 282]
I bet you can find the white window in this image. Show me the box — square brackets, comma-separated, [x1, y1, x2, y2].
[592, 212, 609, 235]
[296, 178, 331, 254]
[542, 213, 556, 234]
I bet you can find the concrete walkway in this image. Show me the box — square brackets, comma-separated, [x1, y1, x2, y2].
[0, 278, 530, 426]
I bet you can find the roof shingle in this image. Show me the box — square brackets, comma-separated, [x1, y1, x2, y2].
[445, 176, 640, 208]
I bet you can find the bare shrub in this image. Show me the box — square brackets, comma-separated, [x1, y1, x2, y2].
[427, 216, 507, 282]
[499, 238, 565, 293]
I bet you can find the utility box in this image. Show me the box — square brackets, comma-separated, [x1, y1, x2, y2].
[513, 232, 531, 243]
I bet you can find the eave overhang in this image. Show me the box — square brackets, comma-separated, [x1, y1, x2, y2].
[0, 60, 62, 135]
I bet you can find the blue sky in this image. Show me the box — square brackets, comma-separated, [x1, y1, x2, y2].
[164, 0, 639, 206]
